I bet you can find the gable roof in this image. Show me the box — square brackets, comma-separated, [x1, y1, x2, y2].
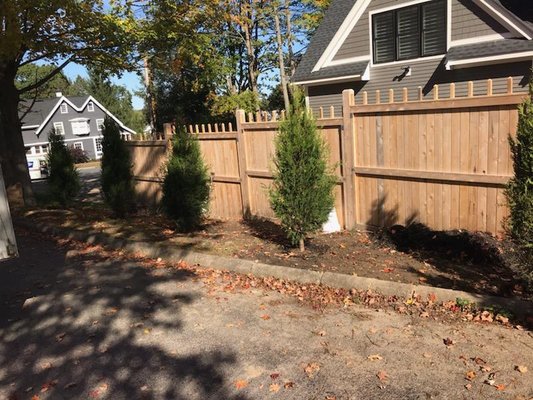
[20, 95, 135, 135]
[293, 0, 533, 84]
[292, 0, 360, 83]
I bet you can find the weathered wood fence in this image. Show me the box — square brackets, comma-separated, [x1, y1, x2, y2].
[126, 78, 526, 234]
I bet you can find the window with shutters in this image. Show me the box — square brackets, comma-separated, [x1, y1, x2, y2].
[372, 0, 446, 65]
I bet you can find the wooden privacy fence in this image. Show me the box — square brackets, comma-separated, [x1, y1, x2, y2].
[126, 78, 526, 234]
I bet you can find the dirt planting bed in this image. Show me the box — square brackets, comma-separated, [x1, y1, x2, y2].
[21, 205, 530, 300]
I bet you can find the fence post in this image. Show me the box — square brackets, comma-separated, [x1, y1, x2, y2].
[235, 109, 251, 218]
[163, 123, 174, 140]
[342, 89, 356, 230]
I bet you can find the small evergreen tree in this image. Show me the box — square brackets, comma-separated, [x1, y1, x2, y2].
[162, 127, 210, 231]
[101, 116, 135, 217]
[269, 90, 336, 251]
[47, 130, 80, 205]
[506, 80, 533, 275]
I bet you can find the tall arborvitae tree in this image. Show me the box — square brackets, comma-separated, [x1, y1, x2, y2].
[162, 128, 210, 231]
[506, 80, 533, 274]
[47, 130, 80, 205]
[101, 116, 134, 217]
[269, 89, 336, 251]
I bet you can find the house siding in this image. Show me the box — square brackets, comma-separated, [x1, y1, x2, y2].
[332, 0, 509, 63]
[22, 98, 130, 161]
[451, 0, 507, 41]
[308, 60, 531, 115]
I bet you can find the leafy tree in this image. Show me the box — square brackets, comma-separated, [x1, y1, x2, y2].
[162, 128, 210, 231]
[505, 81, 533, 275]
[16, 64, 71, 100]
[211, 91, 259, 120]
[101, 117, 135, 218]
[47, 130, 80, 205]
[0, 1, 135, 205]
[269, 90, 336, 251]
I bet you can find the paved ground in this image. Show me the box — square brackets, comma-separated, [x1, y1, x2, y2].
[0, 232, 532, 400]
[32, 166, 102, 203]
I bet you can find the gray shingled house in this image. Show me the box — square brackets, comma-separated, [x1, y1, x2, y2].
[293, 0, 533, 112]
[20, 93, 135, 179]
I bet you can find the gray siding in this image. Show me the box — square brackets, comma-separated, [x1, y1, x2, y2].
[308, 60, 531, 115]
[451, 0, 507, 41]
[22, 99, 129, 160]
[332, 0, 509, 63]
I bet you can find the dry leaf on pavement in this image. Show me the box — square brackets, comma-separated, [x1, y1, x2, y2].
[376, 370, 389, 382]
[234, 380, 248, 389]
[515, 365, 528, 373]
[465, 371, 476, 381]
[367, 354, 383, 361]
[304, 362, 320, 378]
[269, 383, 280, 392]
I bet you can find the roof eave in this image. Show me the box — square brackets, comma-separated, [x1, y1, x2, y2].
[445, 50, 533, 70]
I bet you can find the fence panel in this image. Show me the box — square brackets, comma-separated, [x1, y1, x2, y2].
[127, 79, 524, 235]
[348, 80, 524, 233]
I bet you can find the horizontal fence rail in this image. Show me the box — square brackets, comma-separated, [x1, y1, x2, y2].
[127, 78, 527, 235]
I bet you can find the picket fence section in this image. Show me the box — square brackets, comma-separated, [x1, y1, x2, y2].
[126, 78, 526, 234]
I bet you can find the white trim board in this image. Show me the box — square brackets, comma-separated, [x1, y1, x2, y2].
[312, 0, 372, 72]
[445, 50, 533, 69]
[473, 0, 532, 40]
[34, 96, 135, 137]
[449, 33, 511, 47]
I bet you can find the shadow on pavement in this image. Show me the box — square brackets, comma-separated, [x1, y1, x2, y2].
[0, 230, 247, 399]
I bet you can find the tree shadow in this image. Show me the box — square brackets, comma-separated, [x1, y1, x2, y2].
[0, 230, 247, 399]
[365, 194, 527, 299]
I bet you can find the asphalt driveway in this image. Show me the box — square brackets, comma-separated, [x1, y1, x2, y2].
[0, 231, 532, 399]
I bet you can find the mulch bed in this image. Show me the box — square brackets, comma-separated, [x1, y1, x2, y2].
[20, 205, 530, 300]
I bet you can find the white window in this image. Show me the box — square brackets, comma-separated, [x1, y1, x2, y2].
[96, 119, 105, 131]
[71, 119, 90, 135]
[60, 103, 68, 114]
[87, 101, 94, 112]
[73, 142, 84, 150]
[35, 146, 41, 154]
[95, 138, 103, 154]
[53, 122, 65, 135]
[41, 145, 48, 154]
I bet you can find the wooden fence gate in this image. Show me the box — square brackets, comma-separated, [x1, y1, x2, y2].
[126, 78, 526, 235]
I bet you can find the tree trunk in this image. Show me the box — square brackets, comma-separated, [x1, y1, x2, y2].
[299, 238, 305, 252]
[284, 0, 295, 78]
[0, 66, 35, 206]
[274, 8, 290, 113]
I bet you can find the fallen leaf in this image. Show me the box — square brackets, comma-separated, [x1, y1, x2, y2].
[472, 357, 486, 365]
[495, 384, 506, 391]
[55, 332, 66, 342]
[64, 382, 77, 389]
[422, 352, 432, 358]
[443, 338, 455, 347]
[367, 354, 383, 361]
[381, 268, 394, 273]
[317, 330, 326, 336]
[496, 314, 509, 324]
[260, 314, 271, 320]
[234, 380, 248, 389]
[515, 365, 528, 373]
[269, 383, 280, 392]
[31, 396, 40, 400]
[465, 371, 476, 381]
[270, 373, 280, 380]
[427, 293, 437, 303]
[465, 383, 472, 390]
[40, 380, 58, 393]
[304, 362, 320, 378]
[420, 312, 429, 318]
[376, 370, 389, 382]
[283, 381, 294, 389]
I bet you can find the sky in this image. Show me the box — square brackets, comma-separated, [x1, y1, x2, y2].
[62, 63, 146, 110]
